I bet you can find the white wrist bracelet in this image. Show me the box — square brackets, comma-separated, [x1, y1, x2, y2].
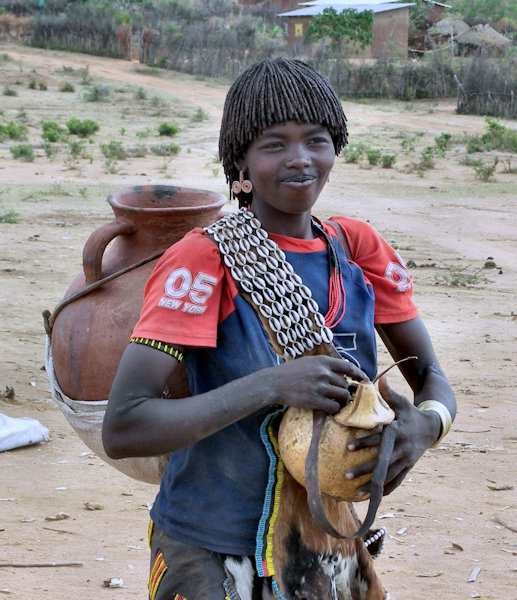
[418, 400, 453, 447]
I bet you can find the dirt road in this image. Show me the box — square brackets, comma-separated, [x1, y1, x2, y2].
[0, 43, 515, 599]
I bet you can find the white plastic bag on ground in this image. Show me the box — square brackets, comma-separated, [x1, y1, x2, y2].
[0, 413, 50, 452]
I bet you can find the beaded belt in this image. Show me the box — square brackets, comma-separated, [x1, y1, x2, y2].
[204, 207, 337, 361]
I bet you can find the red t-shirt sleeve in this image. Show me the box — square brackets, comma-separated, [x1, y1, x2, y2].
[328, 217, 419, 324]
[132, 229, 226, 347]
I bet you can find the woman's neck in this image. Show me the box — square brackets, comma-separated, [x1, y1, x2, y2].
[250, 205, 316, 240]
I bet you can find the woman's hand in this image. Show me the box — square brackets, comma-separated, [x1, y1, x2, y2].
[345, 375, 441, 496]
[266, 355, 368, 415]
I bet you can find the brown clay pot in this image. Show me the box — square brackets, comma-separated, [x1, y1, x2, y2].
[48, 185, 226, 402]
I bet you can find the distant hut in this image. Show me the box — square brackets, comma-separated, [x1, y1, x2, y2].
[428, 16, 469, 42]
[455, 24, 511, 57]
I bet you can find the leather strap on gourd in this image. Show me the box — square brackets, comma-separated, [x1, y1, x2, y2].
[305, 410, 395, 539]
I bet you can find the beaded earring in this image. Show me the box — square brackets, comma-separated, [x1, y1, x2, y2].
[231, 171, 253, 195]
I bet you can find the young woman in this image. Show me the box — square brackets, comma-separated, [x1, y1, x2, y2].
[103, 58, 455, 600]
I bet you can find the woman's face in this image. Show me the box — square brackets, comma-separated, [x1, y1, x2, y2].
[241, 121, 335, 229]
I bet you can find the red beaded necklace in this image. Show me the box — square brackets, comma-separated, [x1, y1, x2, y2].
[311, 218, 346, 329]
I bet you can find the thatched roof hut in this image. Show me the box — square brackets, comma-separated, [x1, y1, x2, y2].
[455, 24, 512, 57]
[428, 16, 469, 39]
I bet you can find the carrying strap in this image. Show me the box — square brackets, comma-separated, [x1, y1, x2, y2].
[305, 410, 394, 540]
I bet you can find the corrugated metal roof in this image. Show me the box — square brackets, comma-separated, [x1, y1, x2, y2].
[279, 3, 415, 17]
[299, 0, 448, 6]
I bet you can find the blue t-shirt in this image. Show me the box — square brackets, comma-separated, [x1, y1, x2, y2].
[133, 217, 418, 555]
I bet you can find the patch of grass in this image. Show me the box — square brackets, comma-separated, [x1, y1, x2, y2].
[0, 121, 29, 141]
[132, 66, 162, 77]
[83, 85, 110, 102]
[459, 155, 483, 167]
[79, 66, 93, 86]
[150, 143, 180, 156]
[28, 79, 37, 89]
[125, 145, 147, 158]
[3, 86, 17, 96]
[10, 144, 35, 161]
[0, 209, 20, 223]
[473, 157, 498, 182]
[42, 140, 59, 160]
[38, 81, 47, 91]
[136, 128, 151, 139]
[134, 87, 146, 100]
[191, 107, 208, 123]
[100, 140, 127, 160]
[59, 81, 75, 93]
[434, 265, 489, 287]
[400, 137, 416, 154]
[158, 122, 179, 137]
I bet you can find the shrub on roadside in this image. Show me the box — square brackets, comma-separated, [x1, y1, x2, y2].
[41, 121, 65, 143]
[66, 118, 99, 137]
[100, 140, 127, 160]
[381, 154, 397, 168]
[158, 122, 179, 136]
[150, 143, 180, 156]
[10, 144, 34, 161]
[0, 121, 29, 141]
[59, 81, 75, 93]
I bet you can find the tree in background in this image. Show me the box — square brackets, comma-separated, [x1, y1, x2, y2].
[448, 0, 516, 26]
[304, 7, 373, 56]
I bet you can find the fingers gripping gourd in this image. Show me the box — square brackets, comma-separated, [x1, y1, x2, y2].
[279, 379, 395, 502]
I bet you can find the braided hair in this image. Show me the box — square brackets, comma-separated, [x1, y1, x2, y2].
[219, 58, 348, 206]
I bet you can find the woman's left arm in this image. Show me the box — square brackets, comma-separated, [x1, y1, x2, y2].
[348, 316, 456, 496]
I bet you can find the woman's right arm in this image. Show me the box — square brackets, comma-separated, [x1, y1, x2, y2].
[102, 342, 366, 459]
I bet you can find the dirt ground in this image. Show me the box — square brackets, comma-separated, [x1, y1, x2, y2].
[0, 44, 516, 599]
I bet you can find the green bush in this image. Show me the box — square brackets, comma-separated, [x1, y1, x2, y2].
[484, 117, 517, 153]
[134, 87, 146, 100]
[420, 146, 435, 168]
[28, 79, 37, 89]
[474, 157, 498, 182]
[66, 118, 100, 137]
[381, 154, 397, 168]
[0, 121, 29, 141]
[59, 81, 75, 93]
[466, 135, 487, 153]
[366, 149, 382, 166]
[39, 82, 47, 90]
[10, 144, 34, 161]
[100, 140, 127, 160]
[191, 107, 208, 123]
[3, 87, 17, 96]
[341, 144, 364, 163]
[434, 133, 451, 157]
[150, 143, 181, 156]
[41, 121, 65, 143]
[0, 209, 20, 224]
[83, 85, 110, 102]
[401, 137, 416, 153]
[158, 122, 179, 137]
[43, 140, 59, 160]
